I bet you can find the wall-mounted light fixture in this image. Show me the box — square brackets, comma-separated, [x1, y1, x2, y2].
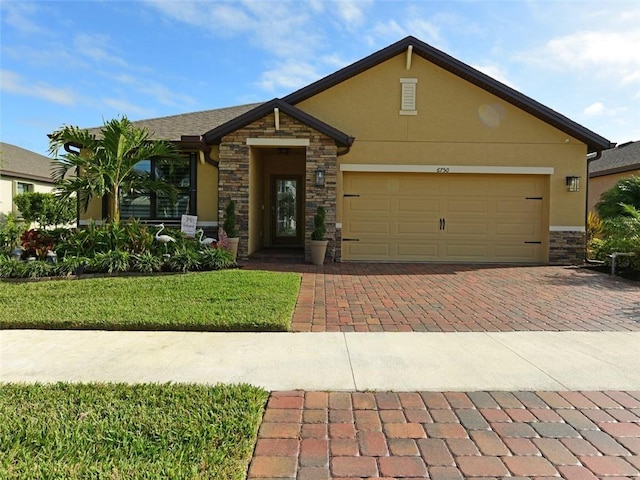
[315, 169, 325, 187]
[566, 176, 580, 192]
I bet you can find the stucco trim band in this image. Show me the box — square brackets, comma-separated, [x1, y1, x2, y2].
[549, 226, 586, 232]
[340, 164, 554, 175]
[246, 138, 310, 147]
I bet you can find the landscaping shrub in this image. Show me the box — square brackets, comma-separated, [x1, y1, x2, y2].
[0, 214, 25, 254]
[595, 175, 640, 219]
[20, 260, 55, 279]
[199, 246, 236, 270]
[12, 191, 76, 229]
[588, 204, 640, 272]
[54, 256, 90, 277]
[0, 256, 25, 278]
[165, 247, 201, 273]
[20, 229, 55, 260]
[131, 251, 163, 273]
[90, 250, 131, 274]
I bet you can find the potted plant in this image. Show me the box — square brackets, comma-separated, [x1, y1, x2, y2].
[223, 200, 239, 260]
[310, 205, 328, 265]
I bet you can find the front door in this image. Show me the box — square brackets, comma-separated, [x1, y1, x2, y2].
[271, 176, 303, 245]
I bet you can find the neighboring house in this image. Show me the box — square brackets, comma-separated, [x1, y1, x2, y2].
[0, 142, 56, 219]
[588, 140, 640, 214]
[79, 36, 612, 264]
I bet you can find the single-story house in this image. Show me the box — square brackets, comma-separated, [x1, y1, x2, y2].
[588, 140, 640, 214]
[79, 36, 613, 264]
[0, 142, 57, 219]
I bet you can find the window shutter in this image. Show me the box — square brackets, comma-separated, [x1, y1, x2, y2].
[400, 78, 418, 115]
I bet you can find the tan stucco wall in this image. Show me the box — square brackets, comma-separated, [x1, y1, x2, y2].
[197, 160, 218, 223]
[297, 52, 588, 229]
[589, 169, 640, 214]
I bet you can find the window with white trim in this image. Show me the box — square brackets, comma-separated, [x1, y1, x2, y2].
[13, 181, 34, 217]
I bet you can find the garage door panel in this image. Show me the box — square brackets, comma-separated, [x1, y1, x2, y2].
[345, 242, 390, 259]
[495, 222, 539, 236]
[347, 199, 390, 214]
[446, 200, 489, 214]
[494, 244, 541, 260]
[397, 243, 440, 257]
[496, 201, 541, 214]
[342, 172, 546, 263]
[347, 220, 390, 235]
[398, 199, 440, 213]
[397, 221, 438, 234]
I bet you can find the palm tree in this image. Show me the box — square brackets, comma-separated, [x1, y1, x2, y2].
[49, 116, 181, 223]
[595, 175, 640, 219]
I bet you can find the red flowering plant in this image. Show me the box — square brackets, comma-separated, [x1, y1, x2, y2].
[20, 229, 55, 260]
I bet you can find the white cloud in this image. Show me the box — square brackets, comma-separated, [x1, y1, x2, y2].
[526, 29, 640, 86]
[0, 70, 76, 105]
[336, 0, 373, 26]
[257, 60, 323, 92]
[111, 74, 197, 108]
[471, 64, 518, 90]
[73, 33, 129, 67]
[102, 98, 154, 117]
[584, 102, 605, 116]
[0, 2, 44, 34]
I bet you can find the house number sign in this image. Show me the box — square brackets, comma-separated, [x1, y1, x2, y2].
[436, 167, 450, 173]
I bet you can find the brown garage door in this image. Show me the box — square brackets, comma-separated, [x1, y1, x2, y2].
[342, 172, 546, 263]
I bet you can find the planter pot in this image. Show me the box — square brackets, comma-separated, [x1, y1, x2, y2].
[310, 240, 328, 265]
[227, 237, 239, 261]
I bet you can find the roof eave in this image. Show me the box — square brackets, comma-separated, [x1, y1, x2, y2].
[202, 99, 354, 148]
[283, 36, 612, 154]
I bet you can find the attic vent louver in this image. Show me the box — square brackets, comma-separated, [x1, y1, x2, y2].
[400, 78, 417, 115]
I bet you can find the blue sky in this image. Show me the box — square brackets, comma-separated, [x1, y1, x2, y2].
[1, 0, 639, 157]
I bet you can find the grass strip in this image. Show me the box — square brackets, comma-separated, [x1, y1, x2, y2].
[0, 382, 268, 480]
[0, 270, 300, 331]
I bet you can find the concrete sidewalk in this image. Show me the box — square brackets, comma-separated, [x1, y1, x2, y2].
[2, 330, 639, 391]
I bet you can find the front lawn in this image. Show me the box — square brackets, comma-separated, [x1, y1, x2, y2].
[0, 270, 300, 331]
[0, 382, 268, 479]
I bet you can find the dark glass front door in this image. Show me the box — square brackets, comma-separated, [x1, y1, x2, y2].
[271, 176, 302, 245]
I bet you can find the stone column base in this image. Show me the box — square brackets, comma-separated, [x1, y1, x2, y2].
[549, 230, 585, 265]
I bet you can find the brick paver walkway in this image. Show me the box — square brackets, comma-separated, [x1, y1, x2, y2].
[245, 263, 640, 332]
[248, 390, 640, 479]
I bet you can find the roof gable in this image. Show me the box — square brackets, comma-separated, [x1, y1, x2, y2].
[283, 36, 612, 153]
[202, 99, 354, 147]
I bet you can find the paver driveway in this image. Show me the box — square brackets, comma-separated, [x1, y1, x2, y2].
[246, 263, 640, 332]
[242, 263, 640, 479]
[249, 390, 640, 479]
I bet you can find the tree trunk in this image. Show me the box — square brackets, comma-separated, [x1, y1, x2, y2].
[111, 187, 120, 223]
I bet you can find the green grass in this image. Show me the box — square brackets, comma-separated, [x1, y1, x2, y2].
[0, 270, 300, 331]
[0, 382, 268, 480]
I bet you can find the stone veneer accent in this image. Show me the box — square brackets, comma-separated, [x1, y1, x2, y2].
[218, 112, 337, 262]
[549, 230, 586, 265]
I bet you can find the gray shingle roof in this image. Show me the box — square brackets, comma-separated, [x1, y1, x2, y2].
[589, 141, 640, 177]
[0, 142, 55, 183]
[89, 103, 264, 141]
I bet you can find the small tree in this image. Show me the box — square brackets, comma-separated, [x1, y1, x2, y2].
[595, 175, 640, 219]
[49, 116, 181, 223]
[223, 200, 238, 238]
[13, 192, 76, 229]
[311, 206, 326, 241]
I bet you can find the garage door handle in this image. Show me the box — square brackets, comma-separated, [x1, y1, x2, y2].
[439, 218, 446, 230]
